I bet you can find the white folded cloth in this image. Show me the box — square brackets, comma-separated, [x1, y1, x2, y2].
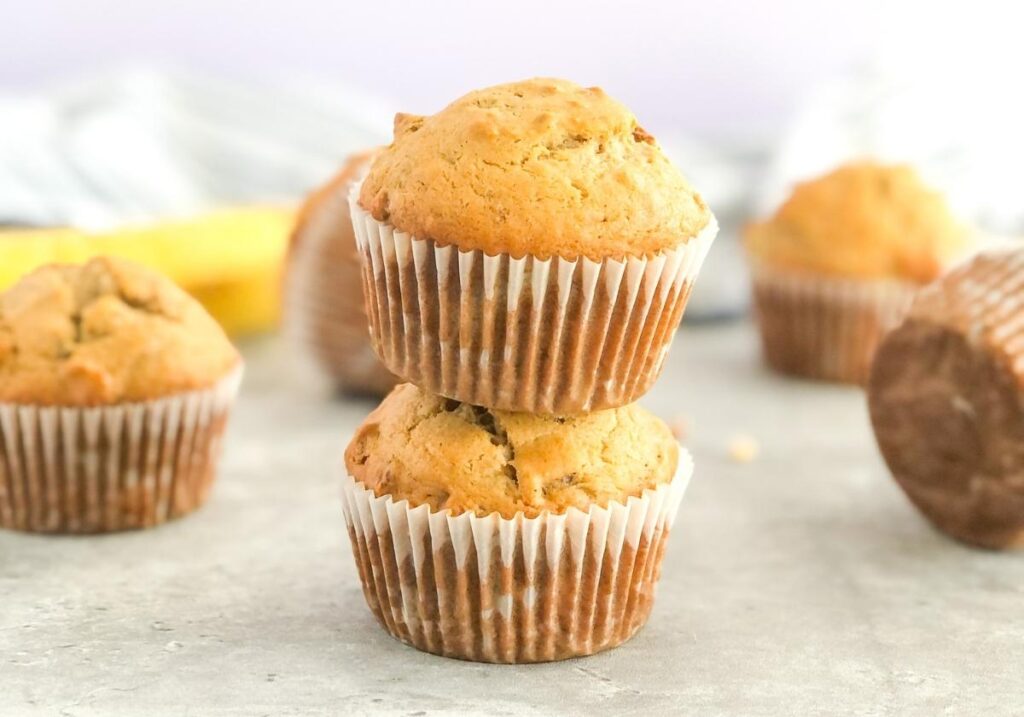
[0, 70, 391, 230]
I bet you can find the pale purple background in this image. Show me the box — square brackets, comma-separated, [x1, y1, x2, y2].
[2, 0, 892, 140]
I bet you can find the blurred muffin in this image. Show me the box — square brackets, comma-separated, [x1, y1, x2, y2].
[285, 150, 397, 396]
[744, 161, 972, 384]
[0, 257, 242, 533]
[869, 248, 1024, 549]
[350, 78, 717, 413]
[342, 383, 691, 663]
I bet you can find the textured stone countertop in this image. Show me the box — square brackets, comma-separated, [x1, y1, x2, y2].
[2, 322, 1022, 716]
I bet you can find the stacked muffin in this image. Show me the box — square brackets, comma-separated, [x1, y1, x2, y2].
[340, 79, 717, 662]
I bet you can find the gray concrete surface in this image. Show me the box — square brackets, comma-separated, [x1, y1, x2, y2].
[2, 322, 1022, 716]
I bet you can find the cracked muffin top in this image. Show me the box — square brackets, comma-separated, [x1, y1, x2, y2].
[0, 257, 240, 406]
[358, 77, 711, 261]
[345, 383, 679, 518]
[744, 161, 972, 283]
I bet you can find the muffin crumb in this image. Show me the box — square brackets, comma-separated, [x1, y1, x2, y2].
[728, 434, 760, 463]
[670, 415, 690, 442]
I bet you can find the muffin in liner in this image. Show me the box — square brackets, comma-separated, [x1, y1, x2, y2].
[749, 261, 916, 384]
[348, 184, 716, 413]
[0, 366, 242, 533]
[285, 200, 397, 397]
[285, 153, 397, 397]
[869, 248, 1024, 549]
[341, 450, 692, 663]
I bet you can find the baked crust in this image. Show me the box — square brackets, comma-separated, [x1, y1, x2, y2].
[345, 383, 678, 518]
[746, 161, 970, 283]
[359, 78, 710, 260]
[0, 257, 239, 405]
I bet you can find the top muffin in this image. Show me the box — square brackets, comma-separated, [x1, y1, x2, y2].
[359, 78, 710, 260]
[0, 257, 240, 406]
[345, 383, 679, 518]
[744, 161, 970, 283]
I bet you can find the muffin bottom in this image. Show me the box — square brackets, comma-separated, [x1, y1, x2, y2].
[341, 455, 691, 663]
[750, 262, 915, 384]
[0, 367, 242, 533]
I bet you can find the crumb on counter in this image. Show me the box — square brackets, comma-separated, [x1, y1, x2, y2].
[728, 434, 760, 463]
[670, 415, 690, 442]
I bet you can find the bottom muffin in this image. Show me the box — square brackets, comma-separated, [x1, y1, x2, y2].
[342, 384, 690, 663]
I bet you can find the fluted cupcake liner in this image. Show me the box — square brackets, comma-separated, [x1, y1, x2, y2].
[349, 182, 717, 414]
[749, 261, 916, 385]
[0, 367, 243, 534]
[340, 451, 692, 663]
[285, 220, 397, 397]
[869, 248, 1024, 549]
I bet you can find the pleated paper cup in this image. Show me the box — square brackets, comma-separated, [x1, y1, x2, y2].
[349, 182, 717, 414]
[869, 248, 1024, 550]
[341, 451, 692, 663]
[285, 214, 398, 397]
[749, 261, 916, 385]
[0, 366, 243, 534]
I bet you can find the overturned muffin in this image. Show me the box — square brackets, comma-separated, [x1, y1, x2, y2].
[869, 248, 1024, 549]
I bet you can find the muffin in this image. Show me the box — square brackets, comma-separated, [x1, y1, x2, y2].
[744, 161, 972, 384]
[869, 248, 1024, 549]
[0, 257, 242, 533]
[342, 383, 691, 663]
[349, 78, 717, 414]
[285, 150, 397, 396]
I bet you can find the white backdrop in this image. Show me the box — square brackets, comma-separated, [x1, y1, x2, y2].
[3, 0, 888, 140]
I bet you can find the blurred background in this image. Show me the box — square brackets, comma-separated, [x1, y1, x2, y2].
[2, 0, 1021, 331]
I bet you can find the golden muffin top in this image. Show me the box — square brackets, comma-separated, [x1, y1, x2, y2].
[345, 383, 679, 518]
[0, 257, 240, 406]
[358, 78, 711, 261]
[745, 161, 971, 283]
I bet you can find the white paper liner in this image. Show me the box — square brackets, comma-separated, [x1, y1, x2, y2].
[349, 181, 717, 413]
[749, 260, 916, 384]
[0, 366, 243, 533]
[341, 450, 692, 663]
[284, 174, 396, 397]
